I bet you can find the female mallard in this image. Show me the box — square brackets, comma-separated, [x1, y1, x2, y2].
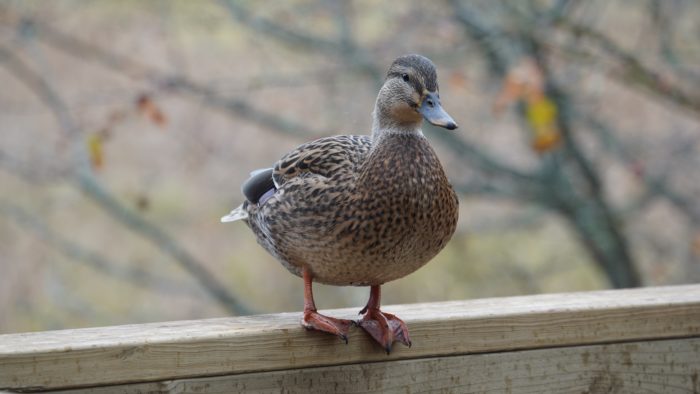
[222, 54, 459, 353]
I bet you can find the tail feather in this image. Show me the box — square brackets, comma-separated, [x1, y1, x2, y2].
[221, 204, 248, 223]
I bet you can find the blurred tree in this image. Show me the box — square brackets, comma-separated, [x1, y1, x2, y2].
[0, 0, 698, 332]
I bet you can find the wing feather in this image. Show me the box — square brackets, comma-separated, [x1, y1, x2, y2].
[272, 135, 372, 187]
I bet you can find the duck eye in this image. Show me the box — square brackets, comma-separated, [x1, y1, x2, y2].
[401, 73, 410, 82]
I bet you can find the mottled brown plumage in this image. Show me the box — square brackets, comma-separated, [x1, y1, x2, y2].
[222, 54, 459, 352]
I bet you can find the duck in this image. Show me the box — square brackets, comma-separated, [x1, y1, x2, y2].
[222, 54, 459, 353]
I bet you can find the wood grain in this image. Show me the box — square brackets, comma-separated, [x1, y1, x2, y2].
[1, 285, 699, 391]
[53, 338, 700, 394]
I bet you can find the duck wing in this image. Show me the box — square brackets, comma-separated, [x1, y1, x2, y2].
[223, 135, 371, 223]
[272, 135, 372, 187]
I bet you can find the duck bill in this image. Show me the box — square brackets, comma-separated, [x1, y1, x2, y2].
[419, 92, 458, 130]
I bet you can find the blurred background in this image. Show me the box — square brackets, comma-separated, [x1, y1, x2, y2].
[1, 0, 699, 334]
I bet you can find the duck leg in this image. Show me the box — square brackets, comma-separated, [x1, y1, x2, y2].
[357, 285, 411, 354]
[300, 267, 353, 343]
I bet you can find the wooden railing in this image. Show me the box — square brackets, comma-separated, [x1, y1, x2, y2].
[1, 285, 699, 393]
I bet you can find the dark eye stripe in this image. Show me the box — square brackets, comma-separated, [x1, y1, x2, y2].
[389, 71, 424, 93]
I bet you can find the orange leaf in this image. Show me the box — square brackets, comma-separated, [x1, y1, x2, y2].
[494, 57, 545, 114]
[493, 76, 523, 114]
[449, 71, 468, 89]
[531, 126, 562, 153]
[137, 94, 167, 127]
[692, 233, 700, 258]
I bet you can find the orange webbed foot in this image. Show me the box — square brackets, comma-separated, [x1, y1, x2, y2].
[357, 285, 411, 354]
[357, 307, 411, 353]
[300, 267, 353, 343]
[301, 310, 353, 344]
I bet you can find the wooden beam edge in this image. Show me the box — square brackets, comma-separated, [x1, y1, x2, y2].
[49, 337, 700, 394]
[1, 285, 699, 390]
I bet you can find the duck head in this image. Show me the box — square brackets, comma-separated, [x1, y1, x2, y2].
[372, 54, 457, 136]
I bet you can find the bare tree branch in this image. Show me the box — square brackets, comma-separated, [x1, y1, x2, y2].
[222, 1, 546, 192]
[16, 11, 541, 198]
[219, 0, 384, 85]
[556, 19, 700, 118]
[532, 30, 642, 288]
[431, 127, 540, 180]
[0, 149, 66, 183]
[647, 0, 700, 84]
[582, 114, 700, 227]
[447, 0, 513, 77]
[0, 44, 253, 316]
[7, 15, 318, 139]
[163, 76, 318, 138]
[448, 0, 642, 287]
[0, 200, 200, 297]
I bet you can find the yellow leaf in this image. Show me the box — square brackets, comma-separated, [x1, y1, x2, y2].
[494, 57, 544, 114]
[526, 96, 561, 153]
[87, 134, 103, 169]
[526, 96, 557, 128]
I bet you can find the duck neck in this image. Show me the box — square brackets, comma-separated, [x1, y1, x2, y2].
[371, 107, 423, 142]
